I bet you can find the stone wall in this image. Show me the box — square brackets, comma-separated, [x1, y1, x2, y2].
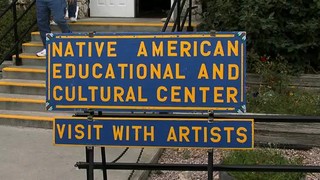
[182, 0, 202, 21]
[77, 0, 88, 18]
[14, 0, 32, 10]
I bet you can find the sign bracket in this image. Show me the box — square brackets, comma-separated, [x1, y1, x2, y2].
[208, 110, 214, 123]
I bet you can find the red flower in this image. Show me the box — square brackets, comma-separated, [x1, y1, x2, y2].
[260, 56, 267, 62]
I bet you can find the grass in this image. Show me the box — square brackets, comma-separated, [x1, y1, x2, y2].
[247, 57, 320, 116]
[230, 77, 319, 180]
[247, 87, 320, 116]
[222, 148, 304, 180]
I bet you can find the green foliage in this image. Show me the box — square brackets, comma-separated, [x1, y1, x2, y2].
[199, 0, 320, 73]
[247, 87, 320, 115]
[246, 55, 320, 115]
[0, 0, 9, 10]
[222, 149, 304, 180]
[0, 1, 37, 61]
[253, 55, 294, 93]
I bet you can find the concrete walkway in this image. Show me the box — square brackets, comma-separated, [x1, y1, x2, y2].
[0, 125, 161, 180]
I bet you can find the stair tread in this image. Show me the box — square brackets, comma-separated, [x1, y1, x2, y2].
[0, 93, 44, 100]
[3, 65, 45, 69]
[15, 53, 46, 60]
[3, 65, 45, 72]
[22, 42, 42, 46]
[19, 52, 43, 56]
[68, 21, 171, 27]
[0, 79, 45, 84]
[0, 61, 13, 71]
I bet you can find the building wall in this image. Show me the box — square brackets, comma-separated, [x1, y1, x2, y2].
[15, 0, 201, 20]
[76, 0, 202, 20]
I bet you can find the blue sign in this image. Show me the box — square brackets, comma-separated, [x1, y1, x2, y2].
[46, 32, 246, 112]
[53, 117, 254, 149]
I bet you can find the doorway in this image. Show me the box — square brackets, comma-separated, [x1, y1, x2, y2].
[136, 0, 171, 18]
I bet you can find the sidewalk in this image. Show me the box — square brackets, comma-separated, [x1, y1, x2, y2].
[0, 125, 161, 180]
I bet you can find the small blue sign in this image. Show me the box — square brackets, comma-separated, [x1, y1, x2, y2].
[53, 117, 254, 149]
[46, 32, 246, 112]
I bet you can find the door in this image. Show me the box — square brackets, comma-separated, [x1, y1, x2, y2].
[90, 0, 135, 17]
[136, 0, 171, 18]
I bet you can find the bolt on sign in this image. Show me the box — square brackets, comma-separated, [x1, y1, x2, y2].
[46, 32, 247, 113]
[53, 117, 254, 149]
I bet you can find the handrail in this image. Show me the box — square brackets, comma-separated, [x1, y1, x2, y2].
[161, 0, 178, 32]
[0, 0, 37, 66]
[162, 0, 196, 32]
[0, 1, 36, 43]
[3, 20, 37, 63]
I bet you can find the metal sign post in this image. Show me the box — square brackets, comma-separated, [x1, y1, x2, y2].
[208, 149, 214, 180]
[208, 110, 214, 180]
[101, 147, 107, 180]
[85, 146, 94, 180]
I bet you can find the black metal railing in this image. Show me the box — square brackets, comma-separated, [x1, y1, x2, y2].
[73, 113, 320, 180]
[162, 0, 197, 32]
[0, 0, 37, 66]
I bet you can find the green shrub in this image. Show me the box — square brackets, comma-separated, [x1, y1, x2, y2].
[0, 0, 9, 11]
[246, 55, 320, 115]
[199, 0, 320, 73]
[0, 1, 37, 61]
[247, 87, 320, 115]
[222, 149, 304, 180]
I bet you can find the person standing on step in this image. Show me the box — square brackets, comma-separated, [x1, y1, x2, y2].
[36, 0, 71, 57]
[50, 0, 78, 25]
[68, 0, 78, 22]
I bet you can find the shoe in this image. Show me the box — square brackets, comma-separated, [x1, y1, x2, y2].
[70, 17, 77, 22]
[36, 49, 46, 57]
[50, 20, 57, 25]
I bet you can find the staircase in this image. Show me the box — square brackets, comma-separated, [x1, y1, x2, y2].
[0, 18, 193, 128]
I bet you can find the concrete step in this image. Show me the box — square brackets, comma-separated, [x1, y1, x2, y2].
[2, 66, 46, 80]
[51, 21, 172, 32]
[0, 61, 13, 71]
[0, 110, 73, 128]
[0, 93, 45, 112]
[0, 79, 45, 95]
[30, 18, 198, 41]
[13, 53, 46, 66]
[22, 42, 43, 54]
[31, 32, 41, 42]
[30, 20, 171, 41]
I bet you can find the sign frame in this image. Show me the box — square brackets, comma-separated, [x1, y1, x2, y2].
[46, 32, 247, 113]
[53, 117, 254, 149]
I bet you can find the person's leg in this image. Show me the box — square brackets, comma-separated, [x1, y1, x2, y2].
[68, 0, 77, 19]
[36, 0, 50, 48]
[49, 0, 71, 33]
